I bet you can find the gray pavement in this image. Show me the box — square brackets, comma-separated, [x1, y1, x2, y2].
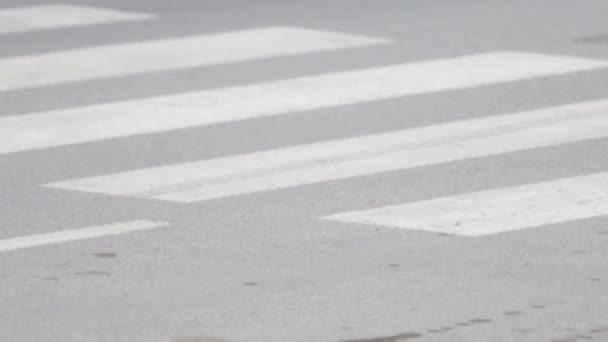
[2, 1, 608, 341]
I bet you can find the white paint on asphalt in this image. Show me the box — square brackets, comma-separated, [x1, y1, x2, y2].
[2, 51, 606, 155]
[0, 220, 169, 252]
[324, 172, 608, 236]
[0, 27, 386, 91]
[46, 99, 608, 202]
[0, 4, 154, 34]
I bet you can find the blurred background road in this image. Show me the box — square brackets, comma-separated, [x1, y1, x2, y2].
[2, 1, 608, 341]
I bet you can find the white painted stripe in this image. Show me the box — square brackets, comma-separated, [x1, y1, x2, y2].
[47, 99, 608, 203]
[2, 52, 606, 155]
[324, 172, 608, 236]
[0, 220, 169, 252]
[0, 4, 154, 34]
[0, 27, 387, 92]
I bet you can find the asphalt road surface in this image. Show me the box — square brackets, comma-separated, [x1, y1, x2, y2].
[2, 1, 608, 341]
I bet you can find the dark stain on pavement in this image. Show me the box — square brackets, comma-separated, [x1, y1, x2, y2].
[427, 326, 453, 334]
[434, 232, 451, 237]
[513, 328, 533, 334]
[171, 337, 230, 342]
[455, 318, 492, 327]
[75, 270, 111, 276]
[552, 336, 592, 342]
[547, 324, 608, 341]
[243, 281, 258, 286]
[341, 332, 422, 342]
[468, 318, 493, 324]
[551, 338, 578, 342]
[92, 252, 117, 258]
[456, 321, 473, 327]
[503, 310, 523, 316]
[589, 327, 608, 334]
[341, 302, 552, 341]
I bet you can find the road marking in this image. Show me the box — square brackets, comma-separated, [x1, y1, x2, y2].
[47, 99, 608, 202]
[0, 220, 169, 252]
[324, 172, 608, 236]
[0, 27, 387, 92]
[2, 52, 606, 155]
[0, 4, 154, 34]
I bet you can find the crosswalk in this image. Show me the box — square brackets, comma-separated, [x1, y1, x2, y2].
[48, 96, 608, 203]
[325, 172, 608, 236]
[0, 220, 168, 252]
[46, 99, 608, 202]
[2, 3, 608, 251]
[0, 4, 155, 34]
[0, 26, 386, 92]
[1, 51, 604, 155]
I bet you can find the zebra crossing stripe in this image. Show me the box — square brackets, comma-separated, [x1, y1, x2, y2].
[0, 4, 155, 34]
[0, 27, 387, 91]
[324, 172, 608, 236]
[0, 220, 169, 252]
[2, 51, 606, 155]
[46, 99, 608, 203]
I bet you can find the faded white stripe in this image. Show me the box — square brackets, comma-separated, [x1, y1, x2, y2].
[47, 99, 608, 202]
[324, 172, 608, 236]
[2, 51, 606, 155]
[0, 26, 387, 91]
[0, 220, 169, 252]
[0, 4, 154, 34]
